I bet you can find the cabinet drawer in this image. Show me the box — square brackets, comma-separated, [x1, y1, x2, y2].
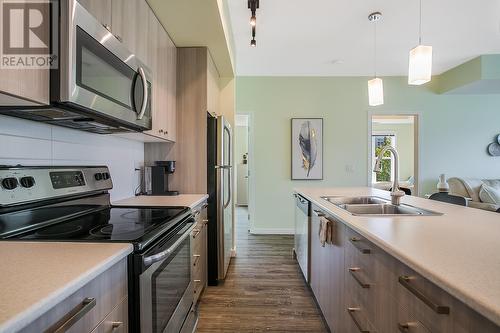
[393, 266, 451, 332]
[22, 259, 127, 333]
[90, 296, 128, 333]
[193, 203, 208, 226]
[396, 304, 432, 333]
[192, 226, 204, 254]
[344, 227, 400, 333]
[344, 301, 377, 333]
[193, 276, 205, 304]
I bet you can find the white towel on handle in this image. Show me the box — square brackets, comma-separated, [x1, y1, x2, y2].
[319, 216, 334, 247]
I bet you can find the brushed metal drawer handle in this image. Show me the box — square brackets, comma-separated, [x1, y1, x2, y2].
[192, 229, 201, 238]
[111, 321, 123, 330]
[398, 276, 450, 315]
[349, 237, 371, 254]
[202, 219, 209, 225]
[397, 322, 420, 332]
[194, 279, 202, 283]
[347, 307, 372, 333]
[349, 267, 370, 288]
[193, 254, 201, 266]
[313, 209, 325, 217]
[47, 297, 96, 333]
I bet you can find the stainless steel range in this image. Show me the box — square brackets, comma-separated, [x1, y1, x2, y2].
[0, 165, 196, 333]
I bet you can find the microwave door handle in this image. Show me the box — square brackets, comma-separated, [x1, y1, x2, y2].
[143, 222, 196, 267]
[136, 67, 148, 120]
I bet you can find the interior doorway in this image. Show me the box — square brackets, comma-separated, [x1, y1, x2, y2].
[234, 114, 250, 234]
[368, 114, 420, 196]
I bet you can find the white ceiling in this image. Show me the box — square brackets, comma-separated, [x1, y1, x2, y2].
[226, 0, 500, 76]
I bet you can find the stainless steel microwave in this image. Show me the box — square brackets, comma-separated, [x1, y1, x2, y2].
[54, 0, 152, 132]
[0, 0, 152, 134]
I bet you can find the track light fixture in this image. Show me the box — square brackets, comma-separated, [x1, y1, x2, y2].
[248, 0, 259, 46]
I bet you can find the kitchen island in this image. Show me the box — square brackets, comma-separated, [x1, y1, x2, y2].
[295, 187, 500, 332]
[0, 242, 132, 333]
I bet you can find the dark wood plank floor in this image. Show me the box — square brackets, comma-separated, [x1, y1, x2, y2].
[196, 208, 328, 333]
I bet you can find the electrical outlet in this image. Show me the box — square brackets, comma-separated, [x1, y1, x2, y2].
[345, 164, 354, 173]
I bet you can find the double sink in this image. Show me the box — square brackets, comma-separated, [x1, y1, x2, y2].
[321, 196, 442, 216]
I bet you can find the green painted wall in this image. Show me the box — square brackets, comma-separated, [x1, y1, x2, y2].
[372, 122, 414, 180]
[236, 76, 500, 233]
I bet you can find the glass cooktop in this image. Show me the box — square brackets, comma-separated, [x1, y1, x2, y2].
[0, 206, 190, 250]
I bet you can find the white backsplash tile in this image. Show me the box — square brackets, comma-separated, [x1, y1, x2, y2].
[0, 115, 144, 200]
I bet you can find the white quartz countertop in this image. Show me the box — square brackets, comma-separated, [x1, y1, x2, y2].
[113, 194, 208, 209]
[0, 242, 133, 333]
[295, 187, 500, 326]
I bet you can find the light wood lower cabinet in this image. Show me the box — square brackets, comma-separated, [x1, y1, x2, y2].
[192, 202, 208, 304]
[308, 205, 499, 333]
[90, 296, 128, 333]
[20, 258, 127, 333]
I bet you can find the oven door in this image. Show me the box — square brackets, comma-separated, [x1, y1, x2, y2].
[140, 221, 196, 333]
[58, 0, 152, 131]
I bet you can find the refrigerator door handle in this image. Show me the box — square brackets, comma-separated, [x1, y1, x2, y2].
[223, 125, 232, 209]
[223, 167, 232, 209]
[215, 165, 233, 169]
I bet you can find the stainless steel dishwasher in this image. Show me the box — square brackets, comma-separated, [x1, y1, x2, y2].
[294, 194, 310, 282]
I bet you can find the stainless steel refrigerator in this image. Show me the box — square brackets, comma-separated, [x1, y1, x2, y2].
[207, 114, 233, 285]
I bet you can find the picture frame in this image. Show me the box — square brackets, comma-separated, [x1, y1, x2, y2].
[291, 118, 323, 180]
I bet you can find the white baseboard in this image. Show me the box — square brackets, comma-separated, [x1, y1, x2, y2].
[250, 228, 295, 235]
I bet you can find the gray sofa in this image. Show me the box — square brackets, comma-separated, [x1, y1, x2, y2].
[448, 177, 500, 212]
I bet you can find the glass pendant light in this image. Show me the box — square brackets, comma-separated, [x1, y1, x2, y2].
[408, 0, 432, 85]
[368, 77, 384, 106]
[368, 12, 384, 106]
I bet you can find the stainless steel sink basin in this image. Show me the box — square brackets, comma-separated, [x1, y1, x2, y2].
[321, 196, 388, 205]
[321, 196, 442, 216]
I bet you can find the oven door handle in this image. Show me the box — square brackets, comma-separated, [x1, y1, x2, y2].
[143, 222, 196, 267]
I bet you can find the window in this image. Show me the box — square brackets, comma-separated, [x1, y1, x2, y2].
[371, 133, 396, 184]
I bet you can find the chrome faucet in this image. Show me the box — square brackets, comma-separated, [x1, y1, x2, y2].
[373, 146, 405, 205]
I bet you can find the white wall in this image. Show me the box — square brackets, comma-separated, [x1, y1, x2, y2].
[0, 115, 144, 200]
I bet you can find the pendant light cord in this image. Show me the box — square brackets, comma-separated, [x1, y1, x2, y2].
[374, 19, 377, 78]
[419, 0, 422, 44]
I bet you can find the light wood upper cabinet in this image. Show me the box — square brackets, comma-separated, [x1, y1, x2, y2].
[143, 12, 177, 142]
[173, 47, 221, 193]
[164, 31, 177, 141]
[207, 53, 220, 117]
[111, 0, 149, 64]
[0, 0, 49, 106]
[77, 0, 111, 28]
[112, 0, 176, 142]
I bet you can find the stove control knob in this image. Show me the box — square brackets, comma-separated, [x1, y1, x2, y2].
[94, 173, 103, 181]
[20, 176, 35, 188]
[2, 177, 18, 190]
[103, 172, 110, 180]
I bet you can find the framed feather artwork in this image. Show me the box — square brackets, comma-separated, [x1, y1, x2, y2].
[291, 118, 323, 180]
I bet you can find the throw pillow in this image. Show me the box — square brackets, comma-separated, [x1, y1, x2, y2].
[479, 184, 500, 205]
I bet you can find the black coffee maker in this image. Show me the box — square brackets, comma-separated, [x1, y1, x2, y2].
[144, 161, 179, 196]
